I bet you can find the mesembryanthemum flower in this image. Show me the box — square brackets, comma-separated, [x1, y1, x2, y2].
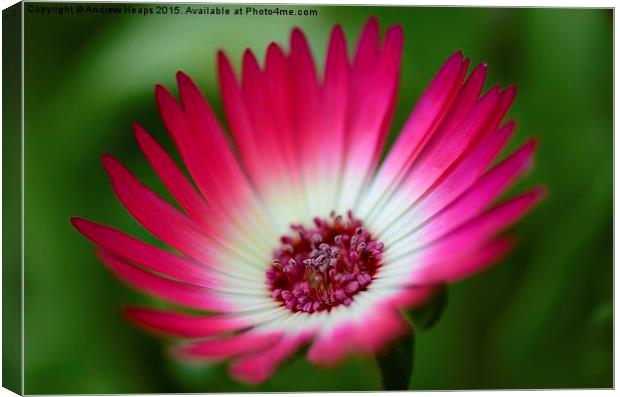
[72, 18, 543, 384]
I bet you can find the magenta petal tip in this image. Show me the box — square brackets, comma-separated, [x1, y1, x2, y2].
[290, 27, 306, 43]
[243, 48, 254, 58]
[486, 84, 502, 97]
[526, 137, 539, 150]
[365, 16, 379, 28]
[530, 185, 548, 202]
[154, 83, 169, 101]
[216, 50, 230, 67]
[69, 216, 86, 230]
[503, 119, 518, 131]
[386, 23, 403, 36]
[471, 62, 488, 79]
[266, 41, 280, 54]
[504, 84, 517, 97]
[132, 122, 144, 134]
[100, 153, 121, 174]
[332, 24, 344, 34]
[175, 70, 191, 84]
[133, 125, 152, 147]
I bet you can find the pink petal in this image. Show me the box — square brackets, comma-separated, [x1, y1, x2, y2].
[414, 237, 515, 284]
[411, 121, 517, 222]
[176, 71, 250, 186]
[348, 17, 380, 112]
[229, 334, 309, 384]
[96, 248, 230, 312]
[157, 80, 267, 235]
[339, 23, 403, 206]
[352, 17, 379, 73]
[371, 25, 404, 167]
[483, 85, 517, 136]
[402, 84, 502, 202]
[133, 124, 210, 224]
[124, 307, 248, 338]
[320, 25, 349, 177]
[306, 322, 356, 365]
[308, 305, 407, 365]
[433, 62, 488, 139]
[421, 139, 537, 242]
[419, 188, 545, 264]
[71, 217, 220, 287]
[289, 28, 322, 174]
[240, 50, 286, 183]
[100, 154, 220, 268]
[358, 25, 403, 160]
[386, 285, 437, 309]
[355, 306, 408, 353]
[264, 43, 302, 187]
[176, 332, 282, 361]
[217, 51, 265, 185]
[374, 51, 466, 195]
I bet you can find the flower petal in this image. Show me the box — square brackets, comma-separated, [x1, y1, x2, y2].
[157, 80, 276, 249]
[71, 217, 263, 292]
[229, 334, 309, 384]
[219, 49, 310, 231]
[134, 124, 210, 224]
[175, 332, 283, 361]
[338, 23, 403, 211]
[417, 139, 537, 244]
[319, 25, 349, 209]
[413, 237, 515, 284]
[100, 154, 266, 276]
[419, 188, 545, 259]
[358, 51, 467, 218]
[368, 84, 503, 233]
[96, 248, 231, 312]
[379, 188, 544, 283]
[72, 217, 218, 287]
[125, 307, 249, 338]
[307, 304, 407, 365]
[378, 121, 516, 246]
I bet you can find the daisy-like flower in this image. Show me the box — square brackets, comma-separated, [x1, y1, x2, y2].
[72, 18, 543, 384]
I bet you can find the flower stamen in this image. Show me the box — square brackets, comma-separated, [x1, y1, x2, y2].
[266, 212, 384, 313]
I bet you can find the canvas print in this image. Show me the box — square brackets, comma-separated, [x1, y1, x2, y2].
[2, 2, 613, 394]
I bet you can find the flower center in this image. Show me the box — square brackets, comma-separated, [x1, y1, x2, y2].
[266, 211, 384, 313]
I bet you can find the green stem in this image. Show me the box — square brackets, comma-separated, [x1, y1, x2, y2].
[376, 330, 415, 390]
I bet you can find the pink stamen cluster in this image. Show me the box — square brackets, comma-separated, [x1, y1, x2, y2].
[266, 212, 384, 313]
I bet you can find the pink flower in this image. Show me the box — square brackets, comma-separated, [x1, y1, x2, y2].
[72, 18, 543, 384]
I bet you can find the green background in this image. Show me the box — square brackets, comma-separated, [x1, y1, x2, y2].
[17, 3, 612, 393]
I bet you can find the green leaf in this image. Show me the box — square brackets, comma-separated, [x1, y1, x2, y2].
[375, 330, 415, 390]
[410, 286, 448, 330]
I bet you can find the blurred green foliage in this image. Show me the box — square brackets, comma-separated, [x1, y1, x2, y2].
[19, 4, 611, 393]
